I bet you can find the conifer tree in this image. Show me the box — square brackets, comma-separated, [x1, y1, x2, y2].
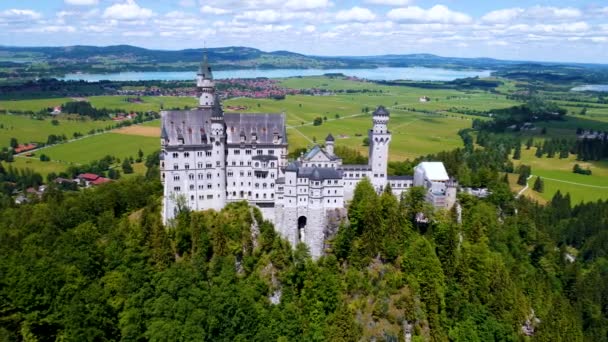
[513, 144, 521, 160]
[526, 137, 534, 150]
[533, 177, 544, 193]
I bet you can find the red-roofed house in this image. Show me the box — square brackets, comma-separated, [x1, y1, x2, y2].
[91, 177, 111, 186]
[77, 173, 111, 187]
[13, 144, 37, 154]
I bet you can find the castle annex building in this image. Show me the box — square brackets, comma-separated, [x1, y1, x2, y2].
[160, 57, 457, 258]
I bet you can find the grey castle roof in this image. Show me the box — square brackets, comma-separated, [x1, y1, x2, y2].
[284, 161, 341, 180]
[387, 175, 414, 181]
[224, 112, 286, 145]
[161, 109, 286, 146]
[198, 54, 213, 79]
[373, 105, 390, 117]
[299, 166, 342, 181]
[339, 164, 371, 171]
[325, 133, 335, 142]
[302, 145, 340, 161]
[252, 155, 278, 161]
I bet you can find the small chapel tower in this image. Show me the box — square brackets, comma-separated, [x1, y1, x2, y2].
[325, 133, 335, 156]
[197, 53, 215, 108]
[368, 106, 391, 191]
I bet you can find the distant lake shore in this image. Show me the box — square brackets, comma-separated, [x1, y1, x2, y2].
[60, 67, 493, 82]
[571, 85, 608, 92]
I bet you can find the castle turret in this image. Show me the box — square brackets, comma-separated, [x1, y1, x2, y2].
[369, 106, 391, 192]
[197, 53, 215, 108]
[325, 133, 335, 156]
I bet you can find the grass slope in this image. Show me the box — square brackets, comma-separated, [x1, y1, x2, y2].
[513, 149, 608, 204]
[40, 133, 158, 164]
[0, 114, 110, 148]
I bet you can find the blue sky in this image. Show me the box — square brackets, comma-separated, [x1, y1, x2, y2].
[0, 0, 606, 63]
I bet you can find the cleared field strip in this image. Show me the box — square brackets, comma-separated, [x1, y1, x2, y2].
[115, 125, 160, 137]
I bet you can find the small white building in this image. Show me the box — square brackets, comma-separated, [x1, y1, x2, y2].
[414, 162, 457, 209]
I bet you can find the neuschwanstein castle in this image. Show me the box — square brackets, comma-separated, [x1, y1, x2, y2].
[160, 57, 457, 258]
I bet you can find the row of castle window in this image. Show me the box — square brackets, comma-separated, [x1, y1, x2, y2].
[228, 191, 275, 200]
[373, 174, 385, 178]
[172, 151, 213, 158]
[233, 149, 275, 155]
[184, 192, 276, 200]
[292, 179, 340, 185]
[389, 182, 412, 188]
[306, 163, 334, 168]
[172, 161, 278, 170]
[294, 198, 339, 204]
[289, 188, 338, 195]
[172, 150, 278, 158]
[228, 160, 276, 168]
[346, 173, 365, 178]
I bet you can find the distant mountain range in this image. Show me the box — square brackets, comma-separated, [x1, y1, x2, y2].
[0, 44, 599, 70]
[0, 45, 607, 83]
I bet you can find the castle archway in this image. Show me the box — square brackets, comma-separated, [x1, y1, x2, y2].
[298, 216, 307, 242]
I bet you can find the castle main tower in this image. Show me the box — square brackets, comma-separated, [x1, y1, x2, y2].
[368, 106, 391, 191]
[197, 54, 215, 108]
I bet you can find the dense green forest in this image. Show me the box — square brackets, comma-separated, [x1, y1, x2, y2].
[0, 158, 607, 341]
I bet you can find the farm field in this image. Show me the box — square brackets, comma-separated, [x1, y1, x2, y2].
[10, 157, 68, 178]
[40, 133, 159, 165]
[512, 149, 608, 204]
[0, 98, 72, 112]
[0, 114, 110, 148]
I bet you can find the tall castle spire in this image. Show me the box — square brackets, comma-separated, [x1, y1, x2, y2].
[197, 51, 213, 80]
[196, 50, 215, 108]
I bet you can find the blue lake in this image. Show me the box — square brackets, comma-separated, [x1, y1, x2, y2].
[572, 84, 608, 92]
[60, 67, 492, 82]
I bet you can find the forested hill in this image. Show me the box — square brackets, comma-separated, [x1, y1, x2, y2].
[1, 170, 607, 340]
[3, 44, 606, 71]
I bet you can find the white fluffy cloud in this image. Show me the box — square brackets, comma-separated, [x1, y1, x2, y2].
[285, 0, 331, 10]
[365, 0, 412, 6]
[64, 0, 98, 5]
[0, 9, 42, 21]
[525, 6, 581, 20]
[103, 0, 154, 20]
[201, 6, 230, 15]
[482, 6, 582, 24]
[336, 7, 376, 22]
[387, 5, 472, 24]
[481, 8, 523, 24]
[235, 9, 282, 23]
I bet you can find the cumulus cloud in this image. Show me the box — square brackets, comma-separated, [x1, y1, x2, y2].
[365, 0, 412, 6]
[0, 9, 42, 21]
[525, 6, 581, 20]
[285, 0, 331, 11]
[235, 9, 282, 23]
[336, 7, 376, 22]
[387, 5, 472, 24]
[201, 6, 230, 15]
[103, 0, 154, 20]
[64, 0, 98, 5]
[21, 25, 77, 33]
[481, 8, 523, 24]
[304, 25, 316, 32]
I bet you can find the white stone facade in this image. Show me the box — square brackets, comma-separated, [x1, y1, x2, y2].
[161, 58, 457, 258]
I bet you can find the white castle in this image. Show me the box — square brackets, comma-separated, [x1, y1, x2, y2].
[160, 57, 457, 258]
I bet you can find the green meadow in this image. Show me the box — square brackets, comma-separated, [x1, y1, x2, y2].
[514, 148, 608, 204]
[0, 114, 110, 148]
[40, 133, 159, 165]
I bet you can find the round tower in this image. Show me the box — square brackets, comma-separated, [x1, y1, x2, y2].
[325, 133, 335, 156]
[369, 106, 392, 192]
[197, 53, 215, 108]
